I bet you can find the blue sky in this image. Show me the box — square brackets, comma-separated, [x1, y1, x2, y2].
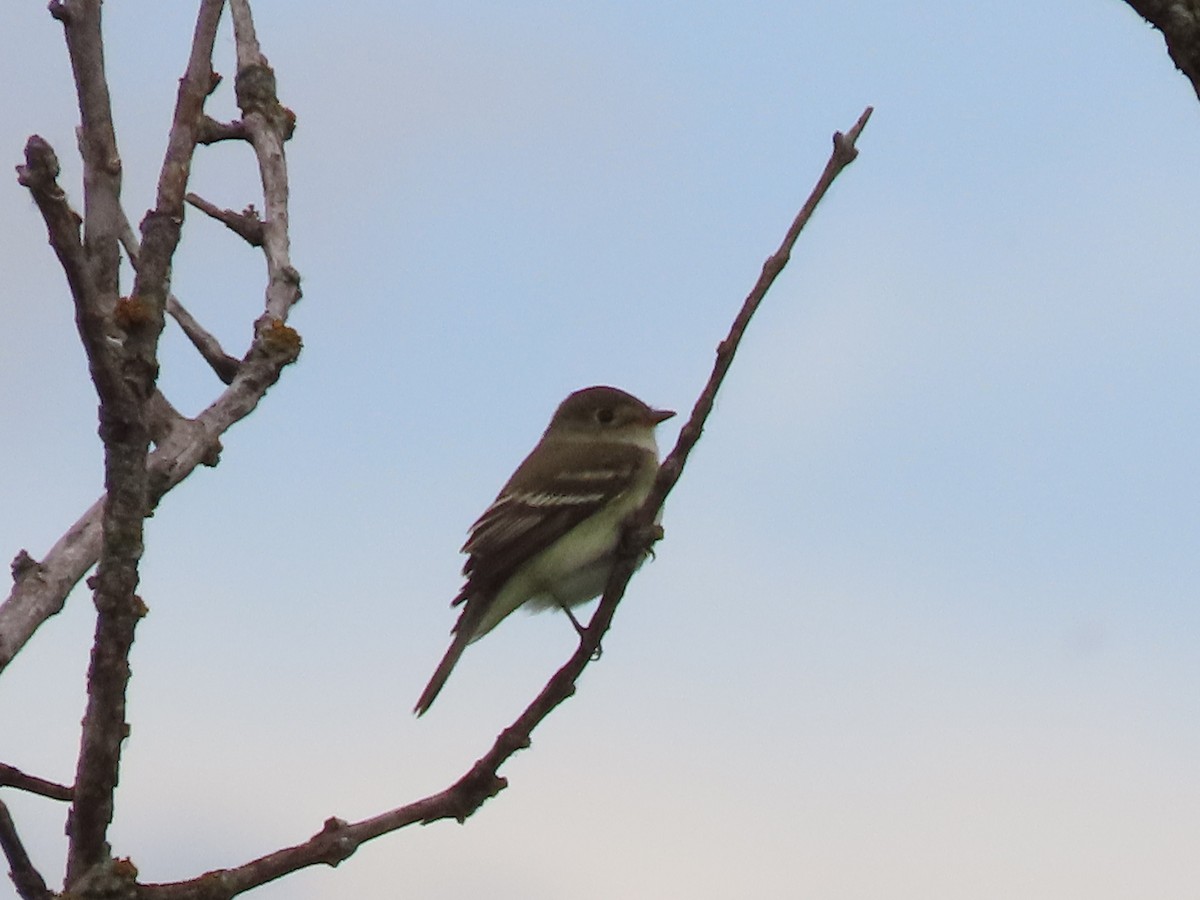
[2, 2, 1198, 898]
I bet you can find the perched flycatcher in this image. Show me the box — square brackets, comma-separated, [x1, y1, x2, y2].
[414, 385, 675, 715]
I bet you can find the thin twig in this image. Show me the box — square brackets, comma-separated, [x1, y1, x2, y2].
[0, 799, 53, 900]
[167, 296, 242, 383]
[645, 106, 873, 516]
[185, 193, 264, 246]
[0, 762, 73, 801]
[135, 107, 872, 899]
[118, 210, 242, 383]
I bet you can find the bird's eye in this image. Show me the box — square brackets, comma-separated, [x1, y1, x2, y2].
[595, 406, 615, 424]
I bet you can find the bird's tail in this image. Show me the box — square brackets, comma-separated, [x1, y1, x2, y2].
[413, 627, 473, 716]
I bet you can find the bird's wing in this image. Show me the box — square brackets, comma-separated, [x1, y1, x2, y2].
[454, 440, 648, 604]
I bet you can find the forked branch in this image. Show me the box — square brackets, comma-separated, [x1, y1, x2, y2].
[0, 0, 303, 676]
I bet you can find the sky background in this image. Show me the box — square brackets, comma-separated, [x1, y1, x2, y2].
[2, 2, 1199, 898]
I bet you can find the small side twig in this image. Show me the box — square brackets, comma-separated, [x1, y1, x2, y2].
[197, 115, 248, 144]
[167, 296, 242, 383]
[185, 193, 264, 246]
[0, 799, 53, 900]
[0, 762, 73, 801]
[118, 211, 242, 383]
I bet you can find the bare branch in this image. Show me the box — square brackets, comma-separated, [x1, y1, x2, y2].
[0, 327, 300, 675]
[137, 781, 502, 898]
[15, 136, 92, 308]
[197, 115, 247, 144]
[118, 206, 242, 384]
[1, 497, 103, 673]
[1122, 0, 1200, 102]
[229, 0, 265, 68]
[58, 0, 123, 314]
[166, 296, 242, 383]
[230, 0, 301, 322]
[133, 107, 872, 899]
[0, 800, 53, 900]
[648, 106, 873, 515]
[185, 193, 264, 246]
[7, 5, 306, 891]
[0, 763, 73, 802]
[1, 0, 304, 676]
[66, 0, 227, 885]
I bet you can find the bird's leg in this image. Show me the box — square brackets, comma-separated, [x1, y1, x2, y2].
[557, 601, 603, 660]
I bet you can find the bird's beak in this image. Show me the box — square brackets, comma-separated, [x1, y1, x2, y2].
[649, 407, 676, 425]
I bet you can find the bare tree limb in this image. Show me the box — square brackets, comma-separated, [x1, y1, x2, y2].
[0, 800, 53, 900]
[643, 107, 873, 517]
[229, 0, 301, 323]
[15, 135, 92, 308]
[166, 295, 243, 383]
[134, 107, 873, 900]
[0, 764, 73, 802]
[57, 0, 123, 322]
[118, 204, 242, 384]
[1, 0, 303, 677]
[0, 321, 302, 676]
[197, 115, 247, 144]
[1122, 0, 1200, 101]
[65, 0, 226, 885]
[184, 193, 264, 246]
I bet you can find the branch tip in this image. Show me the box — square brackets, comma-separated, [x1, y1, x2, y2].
[185, 192, 264, 246]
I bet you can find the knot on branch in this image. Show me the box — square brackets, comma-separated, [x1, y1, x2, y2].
[70, 856, 140, 899]
[831, 129, 860, 165]
[201, 437, 223, 468]
[16, 135, 66, 197]
[255, 317, 303, 363]
[10, 550, 45, 584]
[440, 768, 508, 824]
[233, 63, 294, 140]
[281, 265, 302, 291]
[114, 295, 156, 332]
[280, 106, 298, 140]
[312, 817, 356, 867]
[234, 63, 277, 113]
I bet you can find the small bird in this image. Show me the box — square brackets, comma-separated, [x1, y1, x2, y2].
[414, 385, 675, 715]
